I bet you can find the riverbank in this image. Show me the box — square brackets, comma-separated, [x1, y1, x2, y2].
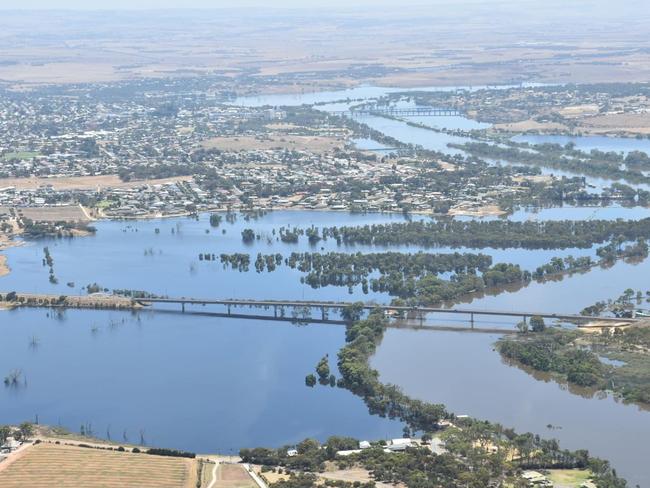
[0, 255, 9, 277]
[0, 233, 23, 278]
[497, 326, 650, 409]
[0, 292, 139, 312]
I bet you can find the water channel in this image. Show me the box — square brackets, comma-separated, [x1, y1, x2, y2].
[2, 85, 650, 486]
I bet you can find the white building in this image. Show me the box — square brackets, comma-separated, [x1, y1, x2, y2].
[387, 438, 412, 451]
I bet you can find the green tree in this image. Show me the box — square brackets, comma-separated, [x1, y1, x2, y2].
[530, 315, 546, 332]
[341, 302, 364, 322]
[305, 374, 316, 387]
[316, 355, 330, 384]
[241, 228, 256, 243]
[0, 425, 11, 445]
[19, 422, 34, 440]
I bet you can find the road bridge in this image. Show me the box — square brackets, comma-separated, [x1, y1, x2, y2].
[153, 309, 513, 334]
[2, 292, 636, 331]
[140, 297, 636, 327]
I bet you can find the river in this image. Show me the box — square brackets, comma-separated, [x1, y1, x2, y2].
[1, 208, 650, 485]
[2, 85, 650, 485]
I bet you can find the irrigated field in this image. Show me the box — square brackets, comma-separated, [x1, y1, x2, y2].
[0, 443, 197, 488]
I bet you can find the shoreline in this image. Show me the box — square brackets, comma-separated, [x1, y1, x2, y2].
[0, 255, 9, 277]
[0, 235, 23, 278]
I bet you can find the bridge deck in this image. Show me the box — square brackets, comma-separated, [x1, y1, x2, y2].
[329, 108, 462, 117]
[142, 297, 636, 324]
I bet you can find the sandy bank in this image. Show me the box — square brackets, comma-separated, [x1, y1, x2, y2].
[0, 255, 9, 277]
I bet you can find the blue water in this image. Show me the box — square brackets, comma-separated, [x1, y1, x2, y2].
[513, 134, 650, 155]
[1, 307, 401, 452]
[0, 210, 629, 300]
[1, 210, 649, 484]
[232, 83, 549, 107]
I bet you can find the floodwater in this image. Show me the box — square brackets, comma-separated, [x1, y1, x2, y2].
[1, 209, 650, 486]
[1, 307, 401, 452]
[513, 134, 650, 155]
[2, 84, 650, 485]
[372, 329, 650, 488]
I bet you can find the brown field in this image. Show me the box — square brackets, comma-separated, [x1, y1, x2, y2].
[0, 443, 197, 488]
[493, 120, 569, 133]
[581, 113, 650, 135]
[15, 205, 90, 223]
[201, 135, 343, 153]
[213, 464, 257, 488]
[1, 7, 650, 88]
[0, 175, 192, 191]
[319, 463, 400, 488]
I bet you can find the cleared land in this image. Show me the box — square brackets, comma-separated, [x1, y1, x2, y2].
[0, 175, 192, 191]
[0, 292, 137, 311]
[15, 205, 90, 223]
[319, 465, 401, 488]
[0, 443, 197, 488]
[547, 469, 594, 488]
[213, 464, 257, 488]
[201, 135, 343, 153]
[581, 113, 650, 135]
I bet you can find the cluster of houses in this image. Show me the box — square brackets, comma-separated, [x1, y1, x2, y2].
[0, 437, 21, 463]
[0, 141, 536, 219]
[286, 437, 440, 458]
[0, 82, 556, 219]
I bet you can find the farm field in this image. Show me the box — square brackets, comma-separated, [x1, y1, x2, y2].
[0, 175, 192, 191]
[213, 463, 258, 488]
[16, 205, 90, 223]
[0, 443, 198, 488]
[201, 135, 344, 153]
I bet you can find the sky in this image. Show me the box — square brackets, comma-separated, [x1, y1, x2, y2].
[0, 0, 489, 9]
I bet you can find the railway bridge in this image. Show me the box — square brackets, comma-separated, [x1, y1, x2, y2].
[329, 107, 462, 117]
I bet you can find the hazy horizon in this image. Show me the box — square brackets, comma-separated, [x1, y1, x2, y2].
[0, 0, 632, 9]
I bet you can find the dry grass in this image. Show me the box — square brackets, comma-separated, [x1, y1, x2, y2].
[16, 205, 89, 223]
[201, 135, 343, 153]
[493, 120, 569, 133]
[0, 175, 192, 191]
[213, 464, 257, 488]
[0, 443, 197, 488]
[319, 463, 401, 488]
[252, 466, 289, 484]
[581, 113, 650, 135]
[546, 469, 593, 488]
[201, 461, 216, 487]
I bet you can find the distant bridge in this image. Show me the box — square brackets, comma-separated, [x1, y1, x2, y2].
[329, 107, 463, 117]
